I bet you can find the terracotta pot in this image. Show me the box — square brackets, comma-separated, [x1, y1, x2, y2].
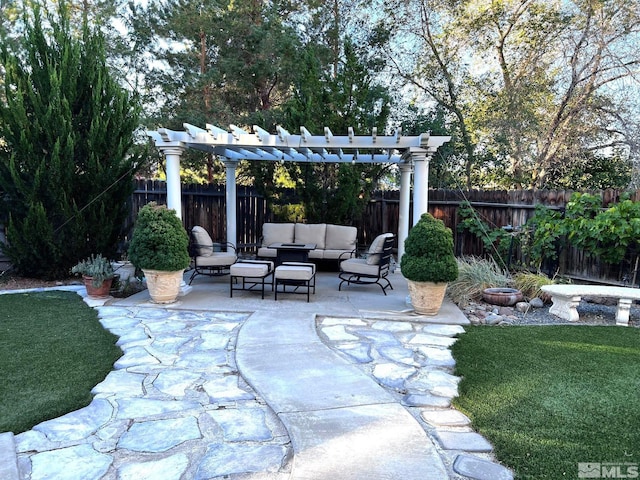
[142, 269, 184, 304]
[407, 279, 448, 315]
[83, 275, 113, 299]
[482, 287, 523, 306]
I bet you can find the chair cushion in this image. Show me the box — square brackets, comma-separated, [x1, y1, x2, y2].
[262, 223, 295, 246]
[340, 258, 380, 276]
[195, 253, 236, 267]
[191, 226, 214, 256]
[294, 223, 327, 249]
[275, 265, 314, 281]
[325, 225, 357, 251]
[230, 261, 272, 277]
[366, 233, 394, 265]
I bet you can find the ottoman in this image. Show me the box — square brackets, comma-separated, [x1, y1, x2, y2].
[230, 260, 274, 299]
[274, 262, 316, 302]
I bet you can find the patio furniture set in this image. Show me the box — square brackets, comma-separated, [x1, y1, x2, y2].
[188, 223, 395, 301]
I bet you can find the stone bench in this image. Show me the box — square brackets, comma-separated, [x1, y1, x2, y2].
[541, 284, 640, 326]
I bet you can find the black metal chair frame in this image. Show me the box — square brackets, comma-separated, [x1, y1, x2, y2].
[188, 240, 237, 285]
[338, 235, 395, 295]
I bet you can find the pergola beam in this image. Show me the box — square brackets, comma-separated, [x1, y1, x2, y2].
[148, 124, 452, 262]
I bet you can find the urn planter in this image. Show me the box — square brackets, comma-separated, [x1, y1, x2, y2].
[407, 280, 448, 316]
[482, 287, 523, 306]
[143, 269, 184, 304]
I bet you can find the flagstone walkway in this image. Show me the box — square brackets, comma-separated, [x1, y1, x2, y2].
[1, 272, 514, 479]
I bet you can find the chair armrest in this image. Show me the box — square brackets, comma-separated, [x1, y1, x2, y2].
[338, 248, 357, 260]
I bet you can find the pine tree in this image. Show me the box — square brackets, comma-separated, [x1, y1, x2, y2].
[0, 1, 142, 279]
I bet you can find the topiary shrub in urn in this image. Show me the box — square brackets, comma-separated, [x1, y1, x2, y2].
[401, 213, 458, 315]
[127, 202, 191, 303]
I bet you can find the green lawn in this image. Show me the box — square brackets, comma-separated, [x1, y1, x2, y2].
[452, 325, 640, 480]
[0, 291, 121, 434]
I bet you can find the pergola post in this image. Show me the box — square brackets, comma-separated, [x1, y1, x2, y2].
[398, 162, 413, 261]
[223, 159, 238, 249]
[412, 152, 430, 226]
[159, 145, 185, 219]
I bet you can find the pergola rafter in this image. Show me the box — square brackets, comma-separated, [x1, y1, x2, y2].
[147, 124, 451, 261]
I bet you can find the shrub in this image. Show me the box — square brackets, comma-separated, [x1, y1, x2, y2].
[127, 203, 190, 272]
[400, 213, 458, 283]
[70, 254, 115, 287]
[0, 1, 141, 279]
[447, 256, 511, 305]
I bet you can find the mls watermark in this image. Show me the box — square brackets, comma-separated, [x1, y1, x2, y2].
[578, 463, 639, 478]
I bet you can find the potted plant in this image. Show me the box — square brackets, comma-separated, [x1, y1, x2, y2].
[127, 202, 191, 303]
[400, 213, 459, 315]
[71, 253, 115, 299]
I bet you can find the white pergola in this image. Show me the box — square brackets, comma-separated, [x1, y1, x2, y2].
[147, 124, 451, 259]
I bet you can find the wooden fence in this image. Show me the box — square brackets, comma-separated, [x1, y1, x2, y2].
[127, 180, 640, 286]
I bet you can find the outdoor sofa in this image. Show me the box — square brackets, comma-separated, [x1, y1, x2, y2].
[257, 223, 358, 262]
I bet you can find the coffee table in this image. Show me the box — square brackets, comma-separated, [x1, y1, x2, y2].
[268, 243, 317, 265]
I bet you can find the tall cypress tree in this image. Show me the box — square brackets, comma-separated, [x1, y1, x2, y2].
[0, 1, 142, 279]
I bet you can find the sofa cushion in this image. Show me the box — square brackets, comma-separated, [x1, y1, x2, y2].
[191, 226, 214, 256]
[366, 233, 394, 265]
[294, 223, 327, 249]
[325, 224, 357, 251]
[262, 223, 295, 246]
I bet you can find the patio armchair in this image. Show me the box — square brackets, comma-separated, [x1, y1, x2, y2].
[188, 226, 237, 285]
[338, 233, 395, 295]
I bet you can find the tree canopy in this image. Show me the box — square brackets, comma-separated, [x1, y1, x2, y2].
[0, 0, 142, 278]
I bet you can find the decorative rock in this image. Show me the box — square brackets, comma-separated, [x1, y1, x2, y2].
[485, 313, 503, 325]
[515, 301, 530, 313]
[0, 433, 19, 480]
[453, 454, 514, 480]
[529, 297, 545, 308]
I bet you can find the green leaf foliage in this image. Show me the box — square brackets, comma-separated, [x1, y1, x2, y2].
[127, 203, 190, 272]
[0, 1, 142, 279]
[524, 192, 640, 267]
[401, 213, 458, 283]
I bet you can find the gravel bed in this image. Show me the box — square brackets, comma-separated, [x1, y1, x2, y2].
[463, 298, 640, 327]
